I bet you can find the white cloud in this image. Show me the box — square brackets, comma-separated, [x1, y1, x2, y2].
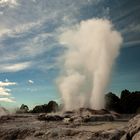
[0, 97, 15, 102]
[0, 80, 17, 103]
[0, 62, 31, 72]
[20, 33, 53, 57]
[124, 40, 140, 47]
[0, 0, 114, 75]
[0, 0, 18, 7]
[0, 93, 11, 97]
[0, 27, 10, 37]
[0, 91, 10, 96]
[0, 87, 11, 96]
[28, 80, 34, 84]
[121, 24, 140, 35]
[32, 0, 36, 3]
[0, 21, 53, 73]
[0, 29, 54, 73]
[0, 21, 42, 38]
[0, 11, 3, 15]
[0, 81, 16, 86]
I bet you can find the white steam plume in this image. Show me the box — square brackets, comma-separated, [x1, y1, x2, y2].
[58, 18, 123, 110]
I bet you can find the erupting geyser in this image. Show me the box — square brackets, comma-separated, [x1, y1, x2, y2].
[58, 18, 123, 110]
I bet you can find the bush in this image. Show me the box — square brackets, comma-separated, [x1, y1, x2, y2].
[31, 101, 59, 113]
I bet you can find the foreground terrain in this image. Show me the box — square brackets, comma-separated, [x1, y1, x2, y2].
[0, 109, 139, 140]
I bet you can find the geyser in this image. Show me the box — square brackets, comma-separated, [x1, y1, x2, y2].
[58, 18, 123, 110]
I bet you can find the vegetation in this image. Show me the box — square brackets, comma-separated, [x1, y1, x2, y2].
[16, 90, 140, 114]
[16, 104, 29, 113]
[30, 101, 59, 113]
[105, 89, 140, 114]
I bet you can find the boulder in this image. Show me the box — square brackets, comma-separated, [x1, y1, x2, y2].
[132, 131, 140, 140]
[120, 115, 140, 140]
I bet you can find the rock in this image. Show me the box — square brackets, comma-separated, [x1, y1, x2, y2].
[62, 129, 80, 136]
[62, 108, 116, 124]
[120, 134, 128, 140]
[37, 113, 46, 120]
[1, 109, 140, 140]
[0, 115, 15, 123]
[38, 114, 64, 121]
[63, 111, 75, 118]
[71, 116, 83, 123]
[45, 115, 63, 121]
[89, 129, 125, 140]
[83, 114, 114, 122]
[34, 131, 45, 137]
[120, 115, 140, 140]
[0, 128, 35, 140]
[63, 117, 74, 124]
[77, 108, 110, 116]
[43, 128, 80, 140]
[132, 131, 140, 140]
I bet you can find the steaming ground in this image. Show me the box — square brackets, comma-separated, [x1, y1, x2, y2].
[0, 112, 130, 140]
[58, 18, 123, 110]
[0, 107, 9, 116]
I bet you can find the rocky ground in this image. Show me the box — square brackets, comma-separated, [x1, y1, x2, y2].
[0, 109, 139, 140]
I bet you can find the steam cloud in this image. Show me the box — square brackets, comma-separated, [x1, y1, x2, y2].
[0, 107, 8, 116]
[58, 19, 123, 110]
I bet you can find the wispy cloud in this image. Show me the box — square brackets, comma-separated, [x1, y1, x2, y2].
[0, 20, 42, 38]
[0, 28, 10, 37]
[0, 80, 17, 103]
[0, 0, 18, 7]
[0, 97, 15, 102]
[28, 80, 34, 84]
[0, 0, 139, 76]
[0, 0, 105, 74]
[0, 81, 17, 86]
[124, 40, 140, 47]
[0, 87, 11, 96]
[121, 24, 140, 34]
[0, 62, 31, 72]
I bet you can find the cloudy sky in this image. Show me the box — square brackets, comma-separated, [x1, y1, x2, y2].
[0, 0, 140, 108]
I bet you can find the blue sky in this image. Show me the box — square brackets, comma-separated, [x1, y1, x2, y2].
[0, 0, 140, 109]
